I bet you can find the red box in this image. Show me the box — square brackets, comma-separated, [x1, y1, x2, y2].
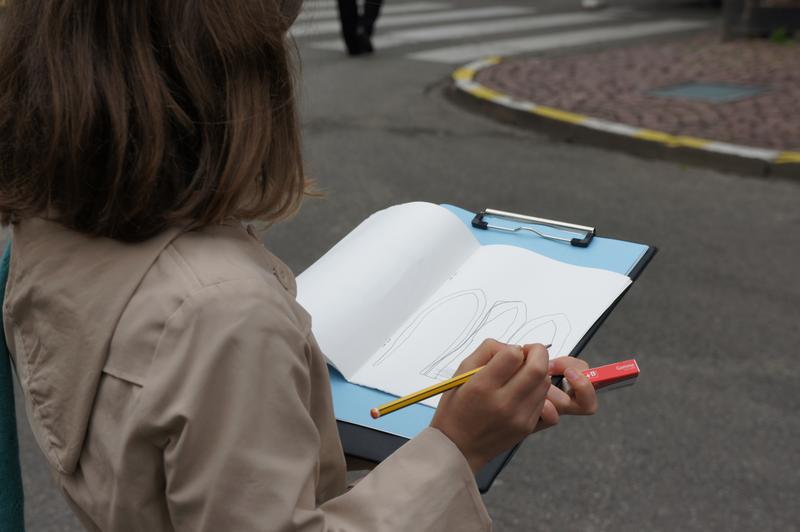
[584, 359, 639, 391]
[563, 359, 640, 393]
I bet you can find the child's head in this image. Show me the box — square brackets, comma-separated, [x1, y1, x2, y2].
[0, 0, 306, 241]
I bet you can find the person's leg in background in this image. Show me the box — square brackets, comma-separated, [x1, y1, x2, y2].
[337, 0, 362, 55]
[359, 0, 384, 52]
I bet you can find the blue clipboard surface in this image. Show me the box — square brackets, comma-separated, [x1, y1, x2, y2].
[330, 204, 655, 492]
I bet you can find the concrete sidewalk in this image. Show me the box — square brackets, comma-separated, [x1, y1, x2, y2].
[451, 32, 800, 177]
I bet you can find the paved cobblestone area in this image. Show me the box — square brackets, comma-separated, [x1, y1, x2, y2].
[475, 33, 800, 151]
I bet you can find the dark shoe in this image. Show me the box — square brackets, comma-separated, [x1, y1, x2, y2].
[354, 19, 374, 54]
[344, 36, 363, 56]
[356, 31, 374, 54]
[346, 44, 363, 56]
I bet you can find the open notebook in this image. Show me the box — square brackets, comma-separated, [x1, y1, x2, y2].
[297, 202, 631, 407]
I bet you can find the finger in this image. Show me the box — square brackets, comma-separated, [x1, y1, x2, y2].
[548, 356, 589, 376]
[546, 383, 575, 414]
[455, 338, 508, 373]
[532, 399, 560, 433]
[563, 367, 598, 415]
[506, 343, 549, 399]
[546, 383, 592, 416]
[469, 344, 526, 389]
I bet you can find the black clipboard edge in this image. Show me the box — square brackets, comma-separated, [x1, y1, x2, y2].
[339, 420, 406, 463]
[336, 244, 658, 493]
[570, 244, 658, 359]
[339, 419, 516, 494]
[628, 245, 658, 282]
[491, 244, 658, 492]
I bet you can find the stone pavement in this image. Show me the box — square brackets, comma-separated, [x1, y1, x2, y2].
[463, 31, 800, 171]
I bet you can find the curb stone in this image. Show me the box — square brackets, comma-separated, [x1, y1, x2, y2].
[451, 57, 800, 179]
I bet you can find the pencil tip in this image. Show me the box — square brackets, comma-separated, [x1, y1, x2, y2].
[370, 408, 380, 419]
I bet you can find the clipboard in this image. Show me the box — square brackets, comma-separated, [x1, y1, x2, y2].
[328, 204, 657, 493]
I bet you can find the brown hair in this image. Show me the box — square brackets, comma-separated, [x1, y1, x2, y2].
[0, 0, 306, 241]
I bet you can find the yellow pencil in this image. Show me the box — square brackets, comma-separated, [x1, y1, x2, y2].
[369, 344, 551, 419]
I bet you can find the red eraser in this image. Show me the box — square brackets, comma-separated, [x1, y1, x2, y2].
[563, 359, 639, 393]
[584, 359, 639, 390]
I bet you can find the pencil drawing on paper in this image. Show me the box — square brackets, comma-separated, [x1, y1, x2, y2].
[371, 288, 572, 381]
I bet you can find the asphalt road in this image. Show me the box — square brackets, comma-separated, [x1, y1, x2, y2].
[12, 1, 800, 530]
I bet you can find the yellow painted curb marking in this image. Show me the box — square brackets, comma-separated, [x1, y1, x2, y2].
[635, 129, 710, 149]
[635, 129, 675, 144]
[776, 152, 800, 164]
[454, 58, 794, 166]
[452, 68, 475, 82]
[670, 136, 711, 149]
[533, 106, 586, 125]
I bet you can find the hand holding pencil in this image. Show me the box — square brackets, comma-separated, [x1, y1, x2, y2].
[425, 340, 551, 474]
[413, 340, 600, 474]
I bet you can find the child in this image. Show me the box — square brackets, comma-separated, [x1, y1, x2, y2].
[0, 1, 598, 530]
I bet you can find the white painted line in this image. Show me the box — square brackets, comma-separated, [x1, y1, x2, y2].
[503, 99, 538, 112]
[297, 2, 449, 23]
[304, 0, 454, 8]
[456, 57, 794, 166]
[491, 94, 516, 106]
[294, 5, 532, 37]
[455, 80, 485, 93]
[581, 117, 642, 136]
[410, 19, 709, 63]
[301, 0, 356, 7]
[310, 11, 616, 49]
[702, 141, 781, 161]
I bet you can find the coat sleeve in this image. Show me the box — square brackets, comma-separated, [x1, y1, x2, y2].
[137, 279, 492, 532]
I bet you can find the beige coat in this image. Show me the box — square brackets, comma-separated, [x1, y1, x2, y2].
[4, 218, 491, 531]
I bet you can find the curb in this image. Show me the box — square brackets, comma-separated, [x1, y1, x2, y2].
[451, 57, 800, 179]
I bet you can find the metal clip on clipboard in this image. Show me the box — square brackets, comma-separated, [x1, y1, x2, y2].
[471, 208, 595, 247]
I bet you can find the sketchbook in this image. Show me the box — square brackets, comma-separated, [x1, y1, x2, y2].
[298, 205, 657, 493]
[298, 202, 631, 407]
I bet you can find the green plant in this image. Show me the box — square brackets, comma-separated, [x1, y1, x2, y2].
[769, 27, 793, 43]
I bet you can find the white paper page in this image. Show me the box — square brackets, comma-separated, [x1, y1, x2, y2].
[296, 202, 479, 378]
[350, 244, 632, 407]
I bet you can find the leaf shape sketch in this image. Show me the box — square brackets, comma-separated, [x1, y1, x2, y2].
[509, 313, 572, 356]
[370, 286, 574, 382]
[421, 299, 529, 379]
[371, 289, 487, 367]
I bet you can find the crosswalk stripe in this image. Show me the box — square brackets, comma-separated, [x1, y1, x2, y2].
[309, 11, 617, 50]
[301, 0, 351, 7]
[300, 0, 434, 14]
[408, 19, 709, 63]
[293, 5, 532, 37]
[297, 1, 449, 23]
